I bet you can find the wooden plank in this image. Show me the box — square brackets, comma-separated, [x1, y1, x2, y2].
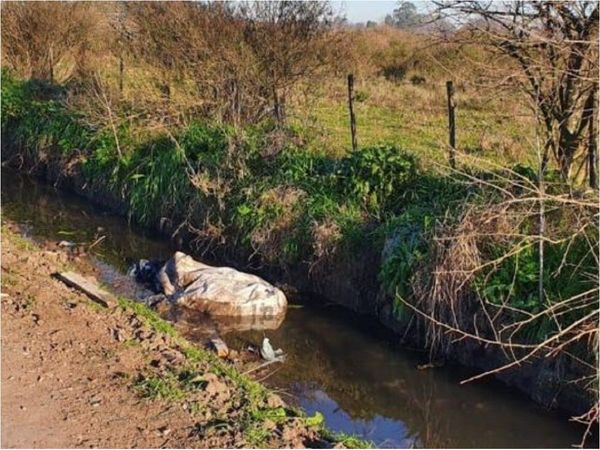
[54, 271, 117, 308]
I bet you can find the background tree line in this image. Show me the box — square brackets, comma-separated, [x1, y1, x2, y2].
[1, 1, 343, 126]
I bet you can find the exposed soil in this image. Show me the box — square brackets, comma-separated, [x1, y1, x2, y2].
[1, 224, 327, 448]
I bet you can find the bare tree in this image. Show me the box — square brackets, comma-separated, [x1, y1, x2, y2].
[240, 0, 340, 123]
[124, 2, 202, 101]
[124, 1, 340, 126]
[435, 1, 599, 184]
[125, 1, 269, 124]
[394, 149, 599, 446]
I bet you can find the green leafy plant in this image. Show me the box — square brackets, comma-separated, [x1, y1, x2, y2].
[336, 145, 418, 215]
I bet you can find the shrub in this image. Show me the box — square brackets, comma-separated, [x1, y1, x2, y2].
[380, 174, 472, 311]
[380, 64, 406, 82]
[409, 75, 426, 85]
[336, 145, 419, 214]
[2, 72, 92, 157]
[354, 90, 369, 102]
[474, 222, 598, 342]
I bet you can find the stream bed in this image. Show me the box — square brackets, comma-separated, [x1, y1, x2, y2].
[1, 169, 594, 448]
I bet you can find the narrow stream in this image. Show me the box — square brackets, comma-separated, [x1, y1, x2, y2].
[1, 169, 594, 448]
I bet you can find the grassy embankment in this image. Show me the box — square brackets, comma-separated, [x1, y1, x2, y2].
[291, 77, 536, 166]
[84, 22, 535, 167]
[1, 68, 597, 402]
[122, 296, 367, 447]
[303, 25, 537, 164]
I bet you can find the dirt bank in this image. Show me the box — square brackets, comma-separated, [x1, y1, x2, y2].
[1, 224, 349, 448]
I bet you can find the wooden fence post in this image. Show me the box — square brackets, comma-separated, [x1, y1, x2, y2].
[49, 46, 54, 83]
[347, 73, 357, 152]
[446, 80, 456, 168]
[119, 55, 124, 96]
[588, 88, 597, 189]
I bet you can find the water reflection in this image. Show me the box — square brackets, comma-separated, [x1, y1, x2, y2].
[223, 304, 593, 448]
[1, 169, 176, 272]
[1, 169, 595, 448]
[174, 307, 286, 334]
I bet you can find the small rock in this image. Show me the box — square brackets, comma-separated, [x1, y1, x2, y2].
[208, 337, 229, 358]
[161, 350, 183, 365]
[281, 425, 304, 448]
[266, 394, 285, 409]
[204, 373, 229, 398]
[263, 419, 276, 431]
[416, 363, 435, 371]
[112, 328, 124, 342]
[135, 329, 151, 341]
[158, 426, 171, 436]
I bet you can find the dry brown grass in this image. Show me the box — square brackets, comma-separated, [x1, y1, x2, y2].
[250, 186, 307, 264]
[393, 151, 599, 445]
[311, 219, 342, 262]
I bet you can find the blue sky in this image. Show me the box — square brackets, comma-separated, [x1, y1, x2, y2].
[333, 1, 396, 23]
[333, 1, 430, 23]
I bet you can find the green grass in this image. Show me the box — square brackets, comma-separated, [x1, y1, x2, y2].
[117, 296, 177, 336]
[320, 429, 373, 449]
[2, 71, 424, 270]
[134, 371, 186, 400]
[1, 272, 18, 289]
[1, 224, 34, 251]
[243, 424, 271, 447]
[293, 78, 536, 167]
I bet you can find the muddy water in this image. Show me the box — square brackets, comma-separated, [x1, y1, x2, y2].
[1, 170, 594, 448]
